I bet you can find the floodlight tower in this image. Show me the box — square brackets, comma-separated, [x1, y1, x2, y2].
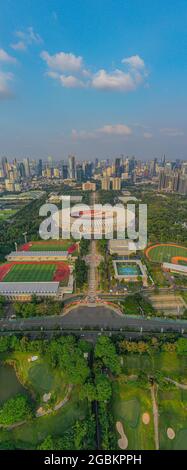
[23, 232, 28, 243]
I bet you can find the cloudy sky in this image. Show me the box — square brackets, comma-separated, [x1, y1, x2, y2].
[0, 0, 187, 160]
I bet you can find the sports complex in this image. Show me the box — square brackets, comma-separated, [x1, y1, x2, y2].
[145, 243, 187, 264]
[0, 240, 77, 299]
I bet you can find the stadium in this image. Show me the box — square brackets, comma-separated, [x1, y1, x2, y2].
[0, 241, 76, 300]
[53, 204, 135, 238]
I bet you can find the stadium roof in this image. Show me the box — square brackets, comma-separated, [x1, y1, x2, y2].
[9, 251, 68, 257]
[163, 263, 187, 273]
[0, 282, 59, 294]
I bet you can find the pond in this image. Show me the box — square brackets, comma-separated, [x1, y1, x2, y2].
[0, 363, 26, 404]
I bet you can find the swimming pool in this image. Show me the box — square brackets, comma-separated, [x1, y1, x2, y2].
[117, 263, 141, 276]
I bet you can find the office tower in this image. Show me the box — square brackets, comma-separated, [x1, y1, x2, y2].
[128, 156, 136, 175]
[19, 162, 26, 178]
[1, 157, 8, 177]
[115, 158, 121, 177]
[62, 163, 68, 180]
[53, 168, 60, 178]
[23, 157, 30, 177]
[112, 177, 121, 190]
[84, 162, 93, 180]
[101, 177, 110, 190]
[68, 154, 76, 179]
[48, 156, 53, 169]
[37, 159, 43, 177]
[76, 164, 84, 183]
[178, 175, 187, 195]
[5, 179, 15, 192]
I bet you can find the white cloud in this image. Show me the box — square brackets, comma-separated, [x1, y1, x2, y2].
[0, 48, 17, 64]
[0, 71, 13, 99]
[11, 41, 27, 51]
[41, 51, 83, 73]
[160, 128, 184, 137]
[72, 123, 132, 139]
[11, 27, 42, 51]
[122, 55, 145, 69]
[47, 71, 85, 88]
[91, 69, 136, 91]
[41, 50, 147, 92]
[59, 75, 85, 88]
[98, 124, 132, 135]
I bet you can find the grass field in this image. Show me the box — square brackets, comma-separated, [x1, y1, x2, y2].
[3, 263, 56, 282]
[0, 389, 87, 448]
[159, 388, 187, 450]
[0, 209, 17, 220]
[28, 242, 71, 251]
[146, 244, 187, 264]
[0, 352, 87, 448]
[112, 381, 155, 450]
[119, 352, 187, 450]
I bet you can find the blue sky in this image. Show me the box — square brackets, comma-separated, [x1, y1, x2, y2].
[0, 0, 187, 160]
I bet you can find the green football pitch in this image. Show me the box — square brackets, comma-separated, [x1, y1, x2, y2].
[28, 241, 72, 251]
[146, 244, 187, 263]
[3, 264, 56, 282]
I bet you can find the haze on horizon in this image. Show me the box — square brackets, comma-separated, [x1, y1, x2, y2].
[0, 0, 186, 161]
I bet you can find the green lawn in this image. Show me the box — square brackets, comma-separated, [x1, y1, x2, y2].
[0, 209, 17, 220]
[112, 381, 155, 450]
[0, 390, 87, 448]
[3, 263, 56, 282]
[148, 244, 187, 263]
[159, 388, 187, 450]
[0, 352, 86, 448]
[29, 241, 74, 251]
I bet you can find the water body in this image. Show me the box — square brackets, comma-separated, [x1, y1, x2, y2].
[0, 363, 25, 404]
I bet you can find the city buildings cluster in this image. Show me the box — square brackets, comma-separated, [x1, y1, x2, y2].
[0, 153, 187, 195]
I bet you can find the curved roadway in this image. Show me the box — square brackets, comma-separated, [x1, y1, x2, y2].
[1, 306, 187, 333]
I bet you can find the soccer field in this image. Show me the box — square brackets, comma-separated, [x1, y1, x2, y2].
[3, 263, 56, 282]
[28, 241, 72, 251]
[146, 244, 187, 263]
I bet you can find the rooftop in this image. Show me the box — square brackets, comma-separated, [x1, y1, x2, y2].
[163, 263, 187, 273]
[8, 251, 68, 257]
[0, 282, 59, 294]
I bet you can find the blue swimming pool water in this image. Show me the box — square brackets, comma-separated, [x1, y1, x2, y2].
[117, 265, 140, 276]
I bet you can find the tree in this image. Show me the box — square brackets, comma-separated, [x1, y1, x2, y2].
[176, 338, 187, 355]
[95, 336, 121, 375]
[75, 257, 88, 288]
[0, 395, 32, 425]
[38, 435, 54, 450]
[96, 375, 112, 402]
[79, 382, 96, 402]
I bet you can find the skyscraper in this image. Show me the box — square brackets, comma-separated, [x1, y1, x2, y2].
[23, 158, 30, 177]
[1, 157, 8, 178]
[68, 155, 76, 179]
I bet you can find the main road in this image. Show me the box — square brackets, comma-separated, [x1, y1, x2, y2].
[1, 306, 187, 333]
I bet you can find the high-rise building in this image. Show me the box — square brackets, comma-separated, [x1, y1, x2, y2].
[19, 162, 26, 178]
[62, 163, 68, 180]
[101, 177, 110, 190]
[76, 164, 84, 183]
[23, 158, 30, 177]
[68, 155, 76, 179]
[1, 157, 8, 178]
[37, 159, 43, 177]
[112, 177, 121, 190]
[115, 158, 121, 177]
